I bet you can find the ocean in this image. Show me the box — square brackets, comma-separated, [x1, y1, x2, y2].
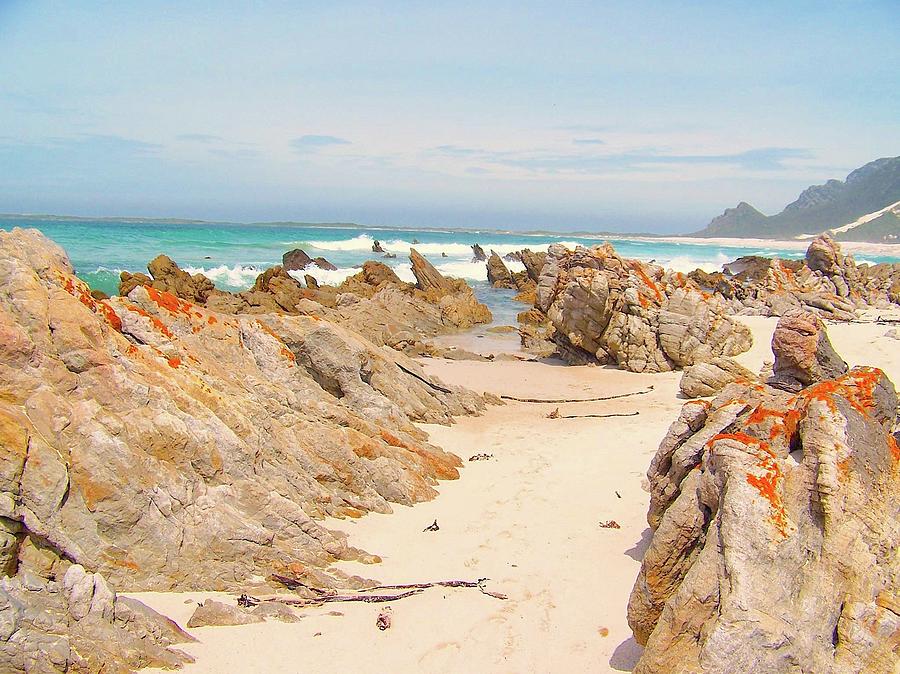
[4, 216, 899, 326]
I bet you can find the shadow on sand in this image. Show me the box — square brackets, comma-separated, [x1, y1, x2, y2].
[610, 636, 643, 671]
[624, 527, 652, 562]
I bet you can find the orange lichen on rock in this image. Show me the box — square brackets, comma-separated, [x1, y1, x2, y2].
[379, 430, 406, 448]
[167, 356, 182, 368]
[888, 434, 900, 462]
[798, 367, 886, 418]
[746, 405, 802, 442]
[255, 320, 296, 363]
[207, 315, 217, 325]
[59, 274, 123, 332]
[708, 432, 789, 538]
[629, 261, 664, 304]
[145, 286, 195, 317]
[124, 303, 174, 338]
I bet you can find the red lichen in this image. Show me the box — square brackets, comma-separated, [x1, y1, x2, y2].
[207, 315, 218, 325]
[379, 430, 406, 448]
[124, 303, 174, 338]
[629, 261, 664, 304]
[58, 274, 123, 332]
[707, 432, 789, 538]
[798, 367, 885, 418]
[145, 286, 195, 317]
[167, 356, 181, 368]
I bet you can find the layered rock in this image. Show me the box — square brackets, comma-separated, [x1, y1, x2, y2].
[1, 564, 194, 673]
[628, 318, 900, 673]
[486, 252, 516, 289]
[679, 357, 756, 398]
[699, 234, 900, 319]
[119, 250, 492, 350]
[527, 243, 752, 372]
[1, 228, 487, 600]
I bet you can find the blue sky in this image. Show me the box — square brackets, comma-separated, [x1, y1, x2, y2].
[0, 1, 897, 232]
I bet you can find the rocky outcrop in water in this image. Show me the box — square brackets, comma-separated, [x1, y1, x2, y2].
[628, 316, 900, 673]
[119, 249, 492, 350]
[471, 244, 486, 262]
[486, 252, 516, 289]
[2, 229, 487, 602]
[282, 248, 337, 272]
[1, 563, 195, 673]
[525, 243, 752, 372]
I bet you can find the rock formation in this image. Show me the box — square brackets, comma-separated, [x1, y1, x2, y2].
[372, 240, 384, 253]
[526, 243, 752, 372]
[679, 357, 756, 398]
[471, 244, 487, 261]
[119, 250, 492, 351]
[1, 564, 194, 673]
[628, 315, 900, 673]
[282, 248, 336, 272]
[768, 308, 848, 391]
[694, 234, 900, 320]
[1, 228, 488, 605]
[486, 252, 516, 289]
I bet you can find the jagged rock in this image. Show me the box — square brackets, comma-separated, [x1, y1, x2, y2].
[118, 250, 490, 348]
[305, 274, 319, 289]
[120, 254, 217, 304]
[531, 243, 752, 372]
[471, 244, 487, 261]
[410, 249, 451, 293]
[629, 349, 900, 673]
[282, 248, 313, 271]
[0, 565, 193, 674]
[769, 309, 848, 390]
[0, 228, 487, 595]
[679, 358, 756, 397]
[187, 599, 263, 627]
[805, 233, 844, 275]
[372, 240, 384, 253]
[282, 249, 337, 272]
[487, 252, 515, 289]
[518, 249, 547, 283]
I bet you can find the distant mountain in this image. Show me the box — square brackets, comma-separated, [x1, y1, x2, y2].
[694, 156, 900, 242]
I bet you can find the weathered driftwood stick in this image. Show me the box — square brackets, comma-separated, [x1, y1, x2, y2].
[360, 579, 481, 592]
[282, 589, 425, 605]
[499, 385, 653, 404]
[557, 411, 640, 419]
[265, 578, 507, 607]
[395, 362, 453, 393]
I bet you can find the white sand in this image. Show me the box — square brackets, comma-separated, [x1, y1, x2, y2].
[131, 316, 900, 674]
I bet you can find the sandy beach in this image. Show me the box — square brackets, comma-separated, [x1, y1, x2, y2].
[128, 312, 900, 673]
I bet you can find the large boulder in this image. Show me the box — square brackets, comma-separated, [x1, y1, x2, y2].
[629, 344, 900, 673]
[769, 309, 848, 390]
[532, 244, 752, 372]
[0, 228, 487, 595]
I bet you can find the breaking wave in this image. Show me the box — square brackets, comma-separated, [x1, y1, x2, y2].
[183, 264, 262, 289]
[301, 234, 581, 257]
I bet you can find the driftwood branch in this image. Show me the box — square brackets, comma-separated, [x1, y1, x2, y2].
[556, 411, 640, 419]
[500, 385, 653, 404]
[395, 362, 453, 393]
[266, 577, 507, 606]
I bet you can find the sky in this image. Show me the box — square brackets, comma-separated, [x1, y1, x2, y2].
[0, 1, 898, 233]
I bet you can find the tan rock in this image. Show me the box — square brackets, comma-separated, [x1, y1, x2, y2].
[679, 358, 756, 397]
[629, 358, 900, 674]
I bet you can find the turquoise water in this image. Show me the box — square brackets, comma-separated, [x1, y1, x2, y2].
[3, 216, 898, 320]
